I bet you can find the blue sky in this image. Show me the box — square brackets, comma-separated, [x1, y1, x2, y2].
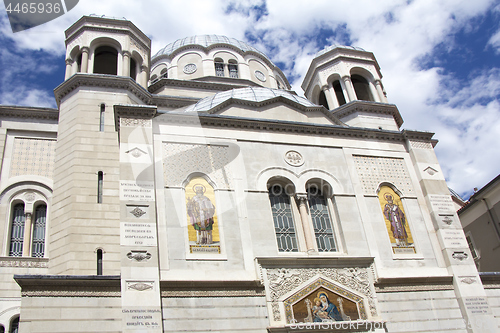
[0, 0, 499, 199]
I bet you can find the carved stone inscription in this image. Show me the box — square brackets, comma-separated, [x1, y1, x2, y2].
[464, 297, 492, 315]
[122, 307, 161, 331]
[441, 230, 468, 248]
[429, 194, 454, 213]
[120, 181, 154, 201]
[121, 222, 157, 246]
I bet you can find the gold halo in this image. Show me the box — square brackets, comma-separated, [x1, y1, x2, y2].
[192, 184, 206, 194]
[384, 193, 393, 201]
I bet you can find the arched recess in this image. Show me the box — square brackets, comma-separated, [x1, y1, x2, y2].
[296, 169, 344, 194]
[256, 167, 300, 192]
[68, 45, 81, 72]
[89, 37, 123, 75]
[376, 182, 416, 252]
[310, 85, 322, 105]
[350, 67, 379, 102]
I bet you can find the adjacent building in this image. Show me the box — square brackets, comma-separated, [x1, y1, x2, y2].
[0, 15, 498, 333]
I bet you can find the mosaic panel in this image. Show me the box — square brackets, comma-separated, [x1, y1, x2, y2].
[353, 155, 414, 195]
[10, 138, 55, 178]
[163, 143, 232, 188]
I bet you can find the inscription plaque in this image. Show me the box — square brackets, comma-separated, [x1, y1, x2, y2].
[120, 181, 154, 201]
[121, 222, 157, 246]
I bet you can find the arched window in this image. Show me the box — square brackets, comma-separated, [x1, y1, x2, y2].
[9, 203, 25, 257]
[0, 324, 4, 333]
[351, 74, 373, 101]
[160, 68, 168, 78]
[318, 90, 329, 109]
[97, 171, 103, 203]
[268, 184, 298, 252]
[214, 59, 224, 77]
[9, 317, 18, 333]
[307, 186, 336, 252]
[333, 80, 346, 106]
[228, 60, 238, 78]
[93, 46, 118, 75]
[31, 204, 46, 258]
[76, 53, 82, 72]
[130, 58, 137, 80]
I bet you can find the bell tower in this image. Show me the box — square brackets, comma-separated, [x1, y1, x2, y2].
[50, 16, 151, 275]
[302, 45, 388, 110]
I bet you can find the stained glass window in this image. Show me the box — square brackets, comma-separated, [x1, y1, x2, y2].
[31, 205, 46, 258]
[308, 188, 336, 252]
[269, 185, 298, 252]
[9, 204, 25, 257]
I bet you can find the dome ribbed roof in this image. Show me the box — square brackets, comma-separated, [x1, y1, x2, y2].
[153, 35, 272, 64]
[184, 87, 316, 113]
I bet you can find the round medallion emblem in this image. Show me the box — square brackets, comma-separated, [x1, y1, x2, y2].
[183, 63, 197, 74]
[284, 150, 304, 166]
[254, 70, 266, 82]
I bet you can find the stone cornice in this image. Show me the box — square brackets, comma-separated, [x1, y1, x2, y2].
[256, 256, 375, 268]
[148, 76, 261, 94]
[14, 274, 121, 297]
[375, 276, 454, 292]
[332, 100, 404, 128]
[160, 280, 265, 297]
[0, 105, 58, 121]
[0, 257, 49, 268]
[54, 74, 151, 106]
[157, 113, 408, 143]
[65, 16, 151, 51]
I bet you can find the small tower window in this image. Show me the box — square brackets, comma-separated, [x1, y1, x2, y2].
[130, 58, 137, 80]
[351, 74, 373, 101]
[97, 249, 103, 275]
[215, 59, 224, 77]
[318, 90, 329, 109]
[99, 103, 105, 132]
[228, 61, 238, 78]
[93, 46, 118, 75]
[97, 171, 103, 203]
[9, 203, 25, 257]
[333, 80, 346, 106]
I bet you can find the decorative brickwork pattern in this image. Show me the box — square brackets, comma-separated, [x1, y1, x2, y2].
[353, 155, 414, 195]
[10, 138, 55, 178]
[163, 143, 232, 188]
[409, 140, 433, 150]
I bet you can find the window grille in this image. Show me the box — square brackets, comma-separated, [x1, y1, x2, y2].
[99, 104, 105, 132]
[215, 62, 224, 77]
[97, 171, 103, 203]
[308, 189, 336, 251]
[228, 64, 238, 78]
[31, 205, 46, 257]
[466, 234, 479, 260]
[269, 185, 298, 252]
[9, 204, 25, 257]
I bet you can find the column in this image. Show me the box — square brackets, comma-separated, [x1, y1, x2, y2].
[342, 75, 356, 102]
[80, 47, 89, 73]
[139, 65, 148, 88]
[123, 51, 131, 77]
[22, 213, 32, 256]
[322, 84, 338, 109]
[374, 80, 388, 103]
[295, 194, 316, 252]
[65, 59, 73, 80]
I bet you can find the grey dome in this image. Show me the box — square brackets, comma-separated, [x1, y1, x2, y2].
[184, 87, 316, 113]
[315, 44, 366, 58]
[153, 35, 272, 64]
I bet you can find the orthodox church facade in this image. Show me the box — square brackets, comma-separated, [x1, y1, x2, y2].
[0, 15, 498, 333]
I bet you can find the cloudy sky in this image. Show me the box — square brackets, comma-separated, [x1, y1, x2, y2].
[0, 0, 499, 199]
